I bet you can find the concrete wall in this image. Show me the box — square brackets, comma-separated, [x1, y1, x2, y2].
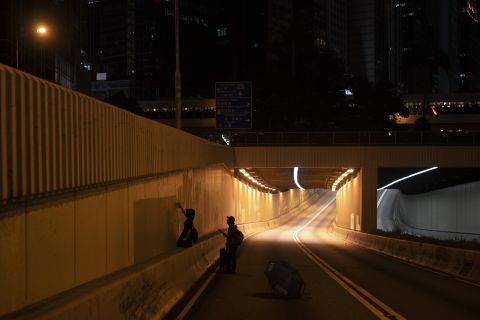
[333, 225, 480, 284]
[0, 164, 314, 317]
[335, 171, 362, 230]
[377, 182, 480, 241]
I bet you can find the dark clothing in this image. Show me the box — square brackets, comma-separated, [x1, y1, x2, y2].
[225, 244, 238, 272]
[177, 219, 194, 247]
[225, 225, 240, 272]
[226, 225, 240, 246]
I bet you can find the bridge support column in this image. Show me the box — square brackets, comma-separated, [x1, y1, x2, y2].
[361, 166, 377, 233]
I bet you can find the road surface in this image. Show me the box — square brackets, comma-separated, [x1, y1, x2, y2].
[174, 192, 480, 320]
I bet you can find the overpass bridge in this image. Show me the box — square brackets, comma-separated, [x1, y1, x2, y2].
[2, 64, 480, 319]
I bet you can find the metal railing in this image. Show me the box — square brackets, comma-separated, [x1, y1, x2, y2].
[188, 130, 480, 146]
[0, 64, 232, 204]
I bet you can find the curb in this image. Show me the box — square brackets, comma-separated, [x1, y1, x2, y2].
[331, 224, 480, 284]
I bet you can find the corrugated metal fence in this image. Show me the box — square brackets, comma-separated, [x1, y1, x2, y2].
[0, 64, 232, 205]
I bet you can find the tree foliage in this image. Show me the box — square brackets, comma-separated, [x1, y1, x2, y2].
[254, 50, 345, 131]
[341, 77, 409, 130]
[253, 51, 409, 131]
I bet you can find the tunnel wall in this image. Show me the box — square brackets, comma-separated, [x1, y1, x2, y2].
[0, 164, 314, 317]
[377, 181, 480, 241]
[335, 172, 362, 230]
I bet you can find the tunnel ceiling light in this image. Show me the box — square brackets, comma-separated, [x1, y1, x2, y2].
[293, 167, 305, 190]
[377, 167, 439, 191]
[332, 168, 356, 191]
[237, 168, 278, 194]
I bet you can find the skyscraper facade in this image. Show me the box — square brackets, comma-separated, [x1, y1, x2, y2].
[86, 0, 216, 100]
[347, 0, 395, 85]
[393, 0, 479, 94]
[458, 0, 480, 91]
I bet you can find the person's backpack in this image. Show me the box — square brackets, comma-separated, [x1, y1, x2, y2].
[232, 228, 244, 246]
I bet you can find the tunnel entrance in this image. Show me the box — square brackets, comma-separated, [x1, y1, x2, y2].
[234, 167, 357, 192]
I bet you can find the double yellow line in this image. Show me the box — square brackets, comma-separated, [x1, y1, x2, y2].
[292, 197, 406, 320]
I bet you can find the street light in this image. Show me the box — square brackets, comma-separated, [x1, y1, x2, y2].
[36, 25, 48, 35]
[16, 24, 49, 70]
[35, 24, 49, 78]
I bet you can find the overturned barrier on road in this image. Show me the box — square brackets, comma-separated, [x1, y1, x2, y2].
[331, 225, 480, 284]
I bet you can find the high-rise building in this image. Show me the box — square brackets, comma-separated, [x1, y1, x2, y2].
[86, 0, 215, 100]
[213, 0, 268, 81]
[85, 0, 135, 81]
[399, 0, 443, 93]
[326, 0, 348, 64]
[0, 0, 83, 90]
[347, 0, 392, 85]
[458, 0, 480, 91]
[393, 0, 479, 94]
[0, 0, 15, 68]
[214, 0, 347, 81]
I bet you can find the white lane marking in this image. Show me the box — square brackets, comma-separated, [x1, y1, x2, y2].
[292, 197, 406, 320]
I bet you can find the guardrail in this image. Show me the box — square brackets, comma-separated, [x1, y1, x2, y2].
[187, 130, 480, 146]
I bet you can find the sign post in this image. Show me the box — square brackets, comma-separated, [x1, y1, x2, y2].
[215, 82, 252, 129]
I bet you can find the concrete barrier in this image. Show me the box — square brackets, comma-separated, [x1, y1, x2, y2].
[2, 190, 324, 320]
[331, 224, 480, 284]
[1, 161, 321, 317]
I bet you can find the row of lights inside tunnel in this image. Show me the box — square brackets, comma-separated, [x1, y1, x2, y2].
[331, 169, 355, 191]
[238, 169, 277, 193]
[295, 166, 438, 192]
[294, 167, 355, 192]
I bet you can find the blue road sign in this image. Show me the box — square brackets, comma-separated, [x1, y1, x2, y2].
[216, 82, 252, 129]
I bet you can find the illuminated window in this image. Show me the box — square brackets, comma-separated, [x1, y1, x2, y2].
[217, 27, 227, 37]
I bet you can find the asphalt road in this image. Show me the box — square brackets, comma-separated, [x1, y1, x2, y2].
[180, 192, 480, 320]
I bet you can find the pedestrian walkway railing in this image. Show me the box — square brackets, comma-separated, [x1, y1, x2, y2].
[187, 130, 480, 146]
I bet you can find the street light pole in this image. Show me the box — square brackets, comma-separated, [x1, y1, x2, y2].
[16, 37, 19, 69]
[15, 24, 49, 72]
[36, 25, 48, 79]
[175, 0, 182, 129]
